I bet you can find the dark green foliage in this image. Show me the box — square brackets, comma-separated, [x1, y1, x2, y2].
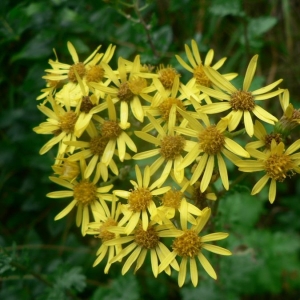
[1, 0, 300, 299]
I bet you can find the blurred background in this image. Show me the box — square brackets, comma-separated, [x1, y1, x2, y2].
[1, 0, 300, 299]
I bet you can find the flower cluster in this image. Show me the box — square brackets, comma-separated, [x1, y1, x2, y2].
[33, 40, 300, 287]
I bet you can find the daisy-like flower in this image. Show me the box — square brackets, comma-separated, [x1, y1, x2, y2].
[176, 108, 250, 192]
[245, 120, 283, 151]
[44, 41, 115, 85]
[64, 120, 120, 182]
[103, 221, 176, 277]
[199, 55, 284, 137]
[33, 95, 80, 155]
[92, 96, 137, 165]
[114, 165, 171, 234]
[89, 55, 156, 127]
[47, 159, 114, 235]
[276, 89, 300, 133]
[156, 64, 181, 90]
[133, 106, 195, 186]
[143, 76, 208, 132]
[86, 195, 123, 273]
[175, 39, 234, 87]
[152, 180, 202, 230]
[158, 207, 231, 287]
[237, 139, 300, 203]
[70, 70, 113, 138]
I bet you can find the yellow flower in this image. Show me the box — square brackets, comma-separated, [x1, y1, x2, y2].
[245, 120, 282, 151]
[37, 49, 63, 103]
[152, 182, 202, 230]
[44, 41, 115, 84]
[86, 195, 123, 273]
[93, 96, 137, 165]
[199, 55, 284, 136]
[33, 95, 80, 155]
[64, 120, 120, 182]
[176, 108, 249, 192]
[237, 140, 300, 203]
[156, 64, 181, 90]
[143, 76, 208, 131]
[277, 89, 300, 133]
[103, 221, 175, 277]
[89, 55, 156, 127]
[47, 159, 113, 235]
[114, 165, 171, 234]
[175, 39, 234, 87]
[158, 207, 231, 287]
[68, 72, 112, 138]
[51, 157, 80, 182]
[133, 106, 194, 186]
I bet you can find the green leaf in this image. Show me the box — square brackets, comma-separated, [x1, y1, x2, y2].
[247, 16, 277, 37]
[209, 0, 244, 17]
[217, 189, 265, 232]
[54, 266, 86, 292]
[91, 273, 140, 300]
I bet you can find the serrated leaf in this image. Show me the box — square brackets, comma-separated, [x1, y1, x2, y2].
[54, 266, 86, 292]
[217, 190, 264, 232]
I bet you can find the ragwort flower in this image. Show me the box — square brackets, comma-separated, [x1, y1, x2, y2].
[33, 95, 80, 155]
[89, 55, 156, 127]
[199, 55, 284, 136]
[237, 139, 300, 203]
[134, 106, 194, 186]
[86, 195, 123, 273]
[47, 159, 113, 235]
[175, 39, 233, 87]
[114, 165, 171, 234]
[176, 108, 249, 192]
[104, 221, 175, 277]
[158, 207, 231, 287]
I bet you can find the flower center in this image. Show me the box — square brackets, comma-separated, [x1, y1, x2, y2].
[264, 153, 295, 182]
[59, 111, 77, 133]
[158, 98, 186, 121]
[90, 135, 109, 156]
[80, 96, 95, 113]
[198, 125, 225, 155]
[230, 90, 255, 111]
[96, 218, 118, 242]
[68, 62, 86, 83]
[86, 65, 105, 82]
[118, 82, 134, 102]
[264, 133, 282, 149]
[128, 77, 147, 95]
[193, 65, 210, 86]
[160, 135, 186, 160]
[157, 65, 180, 89]
[128, 188, 152, 212]
[134, 225, 160, 249]
[161, 190, 183, 209]
[73, 180, 97, 205]
[172, 230, 202, 257]
[101, 120, 122, 138]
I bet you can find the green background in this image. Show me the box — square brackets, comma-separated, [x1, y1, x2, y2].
[1, 0, 300, 299]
